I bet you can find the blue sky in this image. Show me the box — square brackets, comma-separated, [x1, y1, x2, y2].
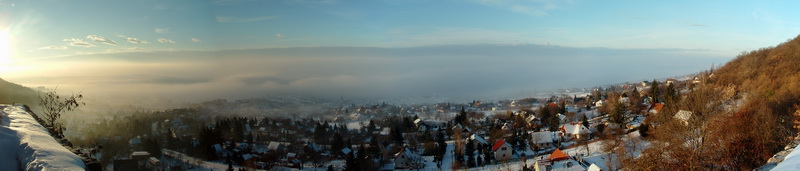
[5, 0, 798, 57]
[0, 0, 799, 101]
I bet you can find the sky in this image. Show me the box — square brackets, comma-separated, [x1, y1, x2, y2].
[0, 0, 799, 102]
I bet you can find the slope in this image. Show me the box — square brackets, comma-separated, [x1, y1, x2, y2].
[0, 78, 38, 105]
[0, 104, 86, 170]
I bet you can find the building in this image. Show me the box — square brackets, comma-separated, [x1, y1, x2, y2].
[531, 131, 556, 149]
[394, 147, 424, 169]
[492, 139, 513, 161]
[534, 148, 585, 171]
[559, 122, 591, 140]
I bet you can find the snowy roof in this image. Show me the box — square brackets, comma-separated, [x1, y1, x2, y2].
[526, 115, 540, 122]
[469, 134, 488, 145]
[131, 151, 150, 157]
[588, 163, 602, 171]
[531, 131, 555, 144]
[213, 144, 223, 153]
[268, 141, 283, 151]
[394, 147, 419, 158]
[674, 110, 693, 121]
[557, 113, 567, 121]
[341, 147, 352, 154]
[129, 136, 142, 145]
[561, 123, 590, 135]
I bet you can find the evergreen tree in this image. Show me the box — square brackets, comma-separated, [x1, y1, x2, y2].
[332, 132, 345, 153]
[466, 140, 475, 167]
[391, 126, 405, 145]
[344, 151, 357, 171]
[665, 82, 677, 103]
[581, 114, 590, 128]
[650, 79, 660, 103]
[609, 101, 626, 128]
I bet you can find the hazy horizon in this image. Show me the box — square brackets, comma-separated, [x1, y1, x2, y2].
[1, 0, 798, 104]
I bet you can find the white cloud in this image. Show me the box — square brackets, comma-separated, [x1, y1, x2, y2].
[38, 46, 68, 50]
[86, 35, 117, 45]
[191, 38, 202, 43]
[275, 33, 284, 38]
[155, 28, 171, 34]
[158, 38, 176, 44]
[117, 35, 149, 44]
[126, 37, 149, 44]
[215, 16, 278, 23]
[63, 38, 95, 47]
[470, 0, 571, 16]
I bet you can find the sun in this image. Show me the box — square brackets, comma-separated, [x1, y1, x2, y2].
[0, 30, 10, 64]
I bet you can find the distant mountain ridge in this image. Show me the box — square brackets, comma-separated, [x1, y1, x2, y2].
[0, 78, 38, 105]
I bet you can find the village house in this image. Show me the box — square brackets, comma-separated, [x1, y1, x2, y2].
[530, 131, 557, 149]
[559, 122, 591, 140]
[469, 134, 489, 150]
[492, 139, 513, 161]
[649, 103, 665, 115]
[452, 123, 472, 138]
[394, 147, 424, 169]
[534, 148, 586, 171]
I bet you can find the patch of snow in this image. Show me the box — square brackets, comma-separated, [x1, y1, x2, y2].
[0, 104, 86, 170]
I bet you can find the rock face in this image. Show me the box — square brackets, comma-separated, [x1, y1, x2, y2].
[757, 134, 800, 170]
[0, 104, 86, 170]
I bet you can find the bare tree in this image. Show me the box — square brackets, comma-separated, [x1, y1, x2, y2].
[38, 88, 84, 136]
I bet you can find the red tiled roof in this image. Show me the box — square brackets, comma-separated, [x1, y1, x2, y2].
[547, 148, 570, 161]
[653, 103, 665, 113]
[492, 139, 506, 151]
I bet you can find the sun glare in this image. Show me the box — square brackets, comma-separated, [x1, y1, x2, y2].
[0, 30, 10, 64]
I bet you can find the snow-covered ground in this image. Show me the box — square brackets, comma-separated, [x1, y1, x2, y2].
[0, 104, 86, 170]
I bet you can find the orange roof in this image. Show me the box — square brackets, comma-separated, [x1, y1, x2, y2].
[492, 139, 507, 151]
[652, 103, 665, 113]
[547, 148, 570, 161]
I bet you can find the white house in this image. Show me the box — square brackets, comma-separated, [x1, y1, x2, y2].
[559, 122, 591, 140]
[492, 139, 513, 161]
[595, 100, 605, 107]
[394, 147, 424, 169]
[531, 131, 556, 149]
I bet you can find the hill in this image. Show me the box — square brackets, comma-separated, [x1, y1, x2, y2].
[0, 78, 38, 105]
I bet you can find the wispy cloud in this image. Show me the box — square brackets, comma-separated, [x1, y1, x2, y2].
[191, 38, 202, 43]
[275, 33, 284, 38]
[158, 38, 176, 44]
[63, 38, 95, 47]
[470, 0, 571, 16]
[155, 28, 171, 34]
[117, 35, 149, 44]
[127, 37, 149, 44]
[215, 16, 278, 23]
[86, 35, 117, 45]
[38, 46, 69, 50]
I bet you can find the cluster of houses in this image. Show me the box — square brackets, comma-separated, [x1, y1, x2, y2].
[104, 75, 714, 170]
